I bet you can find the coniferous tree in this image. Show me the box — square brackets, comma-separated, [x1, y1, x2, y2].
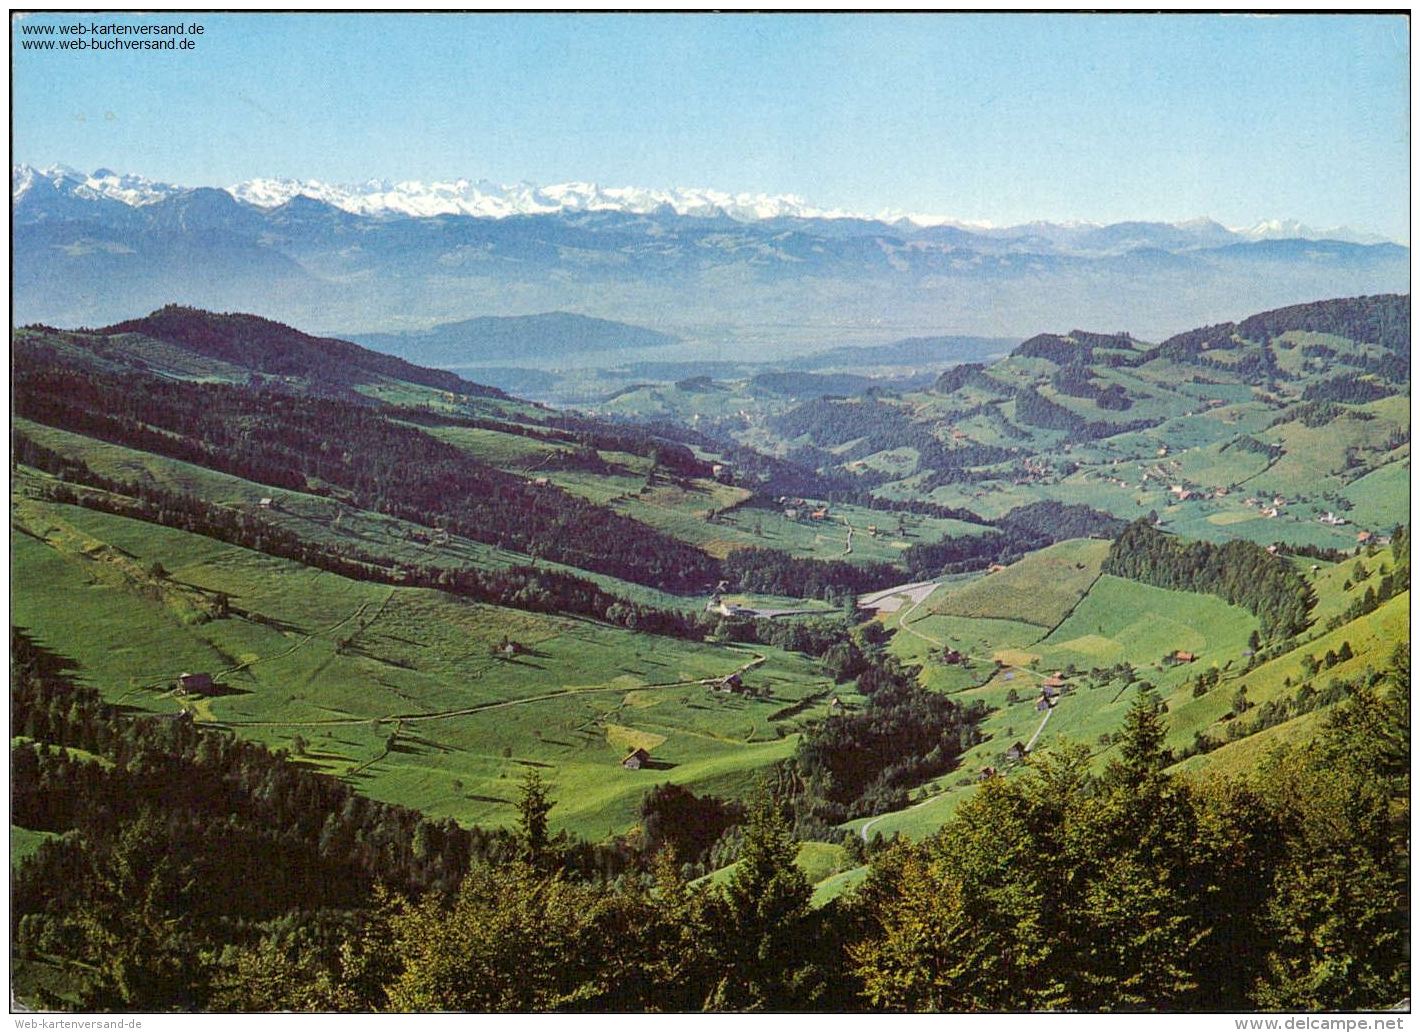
[705, 786, 819, 1011]
[517, 770, 553, 865]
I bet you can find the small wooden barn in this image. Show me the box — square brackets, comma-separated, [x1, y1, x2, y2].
[178, 672, 214, 695]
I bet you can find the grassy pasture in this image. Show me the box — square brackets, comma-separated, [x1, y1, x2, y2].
[1162, 593, 1408, 751]
[1170, 709, 1331, 779]
[1249, 398, 1409, 501]
[927, 538, 1110, 627]
[11, 495, 836, 840]
[1037, 575, 1258, 672]
[1341, 459, 1411, 531]
[1305, 547, 1394, 628]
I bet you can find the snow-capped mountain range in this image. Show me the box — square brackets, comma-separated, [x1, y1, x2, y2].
[12, 161, 1408, 339]
[11, 163, 1394, 245]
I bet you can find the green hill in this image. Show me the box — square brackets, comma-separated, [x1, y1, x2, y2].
[351, 311, 678, 366]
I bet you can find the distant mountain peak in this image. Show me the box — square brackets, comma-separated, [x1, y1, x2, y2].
[1233, 218, 1392, 245]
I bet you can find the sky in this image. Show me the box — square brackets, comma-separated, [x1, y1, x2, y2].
[10, 12, 1412, 240]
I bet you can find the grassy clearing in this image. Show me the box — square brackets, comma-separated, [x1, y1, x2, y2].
[927, 538, 1110, 628]
[1170, 709, 1330, 779]
[700, 840, 853, 897]
[811, 865, 870, 907]
[1038, 575, 1258, 672]
[1341, 459, 1412, 531]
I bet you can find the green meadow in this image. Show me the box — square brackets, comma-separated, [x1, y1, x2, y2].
[11, 493, 837, 840]
[926, 538, 1111, 628]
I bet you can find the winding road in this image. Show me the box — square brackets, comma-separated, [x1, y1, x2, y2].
[856, 578, 1063, 842]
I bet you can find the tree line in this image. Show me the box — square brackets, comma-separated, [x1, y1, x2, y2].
[852, 670, 1408, 1011]
[902, 501, 1124, 579]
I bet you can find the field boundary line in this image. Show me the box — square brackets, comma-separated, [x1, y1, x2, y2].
[217, 599, 371, 681]
[1037, 570, 1106, 641]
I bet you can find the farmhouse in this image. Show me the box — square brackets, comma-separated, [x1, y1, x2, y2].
[621, 748, 651, 770]
[716, 672, 744, 693]
[1005, 742, 1028, 762]
[828, 696, 845, 714]
[1357, 530, 1374, 544]
[1174, 651, 1197, 664]
[178, 672, 214, 694]
[1041, 673, 1067, 690]
[258, 497, 274, 509]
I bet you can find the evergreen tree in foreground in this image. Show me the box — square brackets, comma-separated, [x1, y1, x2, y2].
[704, 784, 822, 1011]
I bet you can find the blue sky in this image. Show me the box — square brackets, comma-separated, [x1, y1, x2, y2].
[11, 12, 1411, 239]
